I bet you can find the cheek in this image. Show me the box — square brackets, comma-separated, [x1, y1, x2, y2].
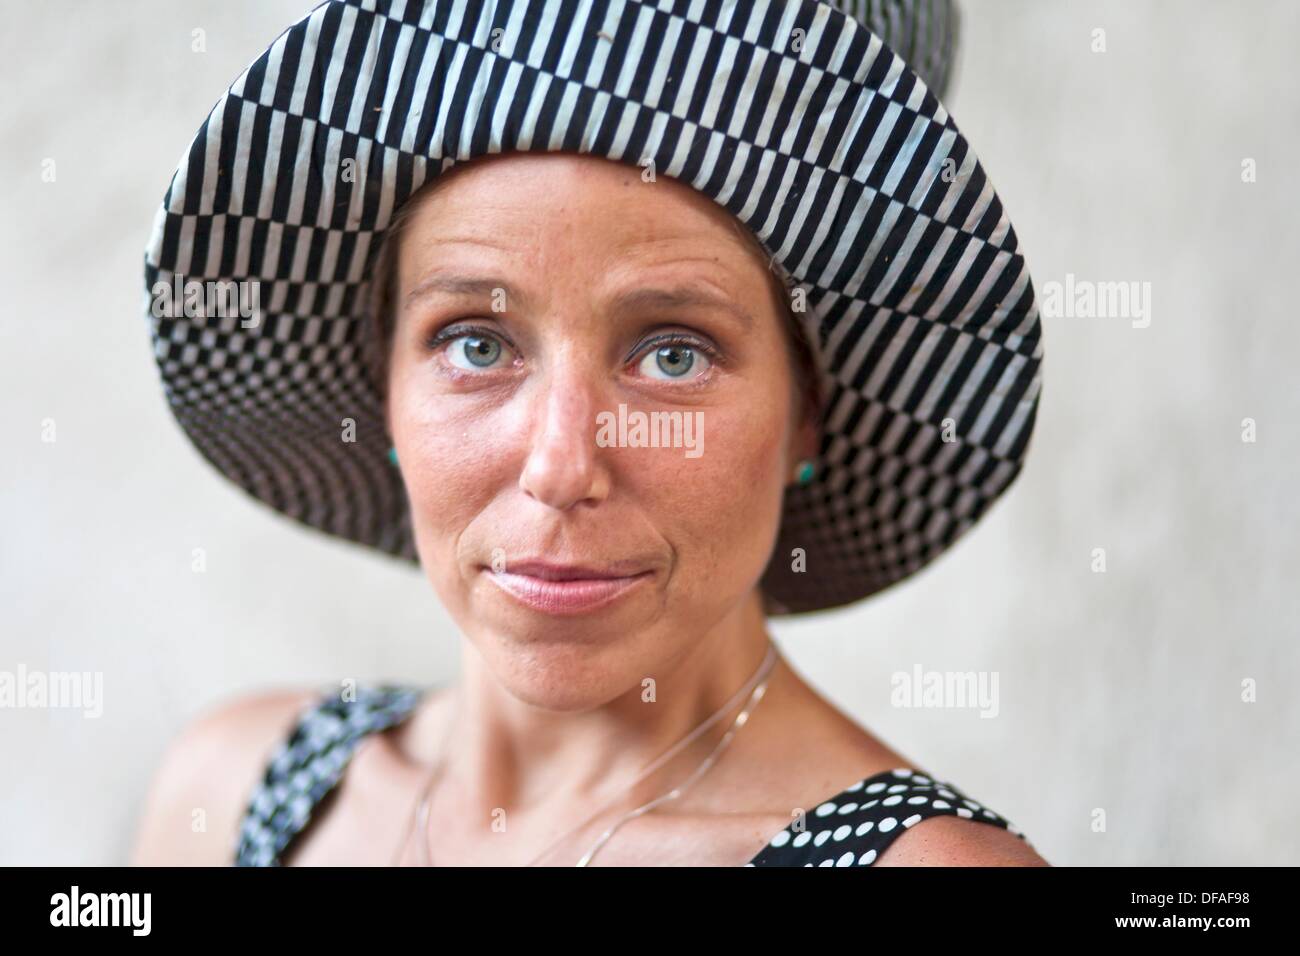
[635, 394, 790, 597]
[387, 377, 517, 580]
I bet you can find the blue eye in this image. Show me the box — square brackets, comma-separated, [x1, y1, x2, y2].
[445, 334, 505, 370]
[637, 342, 712, 380]
[428, 326, 716, 381]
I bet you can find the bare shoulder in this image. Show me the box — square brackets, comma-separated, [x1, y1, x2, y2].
[875, 814, 1051, 866]
[129, 686, 324, 866]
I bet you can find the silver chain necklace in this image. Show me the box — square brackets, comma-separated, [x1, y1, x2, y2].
[393, 639, 778, 866]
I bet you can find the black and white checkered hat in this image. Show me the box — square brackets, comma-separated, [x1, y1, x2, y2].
[143, 0, 1042, 615]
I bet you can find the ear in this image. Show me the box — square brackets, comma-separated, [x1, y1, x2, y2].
[786, 403, 820, 480]
[795, 411, 818, 461]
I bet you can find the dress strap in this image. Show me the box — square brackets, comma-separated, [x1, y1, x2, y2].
[745, 767, 1028, 867]
[234, 683, 426, 866]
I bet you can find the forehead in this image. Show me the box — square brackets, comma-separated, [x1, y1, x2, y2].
[396, 152, 768, 280]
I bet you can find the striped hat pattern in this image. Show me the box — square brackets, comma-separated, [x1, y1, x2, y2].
[143, 0, 1042, 614]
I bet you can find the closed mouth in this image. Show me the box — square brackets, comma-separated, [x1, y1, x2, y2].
[488, 559, 652, 581]
[481, 559, 654, 615]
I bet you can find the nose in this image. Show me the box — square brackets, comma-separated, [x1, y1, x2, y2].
[518, 359, 609, 511]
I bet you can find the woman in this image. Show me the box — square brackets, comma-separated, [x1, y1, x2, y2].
[131, 0, 1046, 867]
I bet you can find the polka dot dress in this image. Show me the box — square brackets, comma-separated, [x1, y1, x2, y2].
[234, 685, 1028, 867]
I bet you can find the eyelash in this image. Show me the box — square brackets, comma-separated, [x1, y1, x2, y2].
[423, 322, 724, 375]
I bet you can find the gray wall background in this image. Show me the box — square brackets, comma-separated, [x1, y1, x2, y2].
[2, 1, 1296, 866]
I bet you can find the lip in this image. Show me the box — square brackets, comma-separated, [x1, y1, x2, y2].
[482, 559, 654, 615]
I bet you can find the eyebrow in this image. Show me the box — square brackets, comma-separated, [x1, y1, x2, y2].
[607, 285, 753, 331]
[404, 273, 753, 331]
[404, 274, 529, 311]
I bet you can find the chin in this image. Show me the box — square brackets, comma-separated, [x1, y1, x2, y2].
[466, 604, 675, 712]
[480, 640, 657, 713]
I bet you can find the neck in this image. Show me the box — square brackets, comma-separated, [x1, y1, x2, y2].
[440, 589, 778, 828]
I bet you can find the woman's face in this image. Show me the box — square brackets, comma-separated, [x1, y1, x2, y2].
[385, 152, 812, 708]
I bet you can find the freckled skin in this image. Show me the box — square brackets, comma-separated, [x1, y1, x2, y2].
[384, 152, 815, 710]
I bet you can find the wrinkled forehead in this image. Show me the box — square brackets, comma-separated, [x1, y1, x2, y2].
[392, 151, 789, 304]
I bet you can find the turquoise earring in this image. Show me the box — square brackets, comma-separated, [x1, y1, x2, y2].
[794, 459, 816, 485]
[387, 446, 399, 467]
